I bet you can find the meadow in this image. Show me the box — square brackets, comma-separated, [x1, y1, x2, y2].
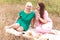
[0, 0, 60, 40]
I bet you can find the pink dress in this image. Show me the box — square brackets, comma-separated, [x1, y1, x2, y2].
[35, 10, 53, 34]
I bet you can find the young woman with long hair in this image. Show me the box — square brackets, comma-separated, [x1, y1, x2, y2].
[35, 2, 53, 34]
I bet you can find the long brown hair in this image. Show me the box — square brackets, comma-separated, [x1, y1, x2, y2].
[38, 2, 45, 19]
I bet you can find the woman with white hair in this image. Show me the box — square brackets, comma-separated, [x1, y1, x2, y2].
[5, 2, 35, 36]
[15, 2, 35, 31]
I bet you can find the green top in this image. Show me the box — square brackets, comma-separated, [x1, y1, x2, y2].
[16, 10, 35, 31]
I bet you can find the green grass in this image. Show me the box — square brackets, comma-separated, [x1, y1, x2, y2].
[0, 0, 38, 5]
[40, 0, 60, 16]
[0, 0, 60, 16]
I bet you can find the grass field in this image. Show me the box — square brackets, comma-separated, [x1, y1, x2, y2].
[0, 0, 60, 40]
[0, 0, 60, 16]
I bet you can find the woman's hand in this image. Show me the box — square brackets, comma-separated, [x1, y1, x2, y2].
[31, 26, 35, 28]
[37, 11, 48, 24]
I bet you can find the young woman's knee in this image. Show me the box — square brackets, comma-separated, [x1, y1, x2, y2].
[11, 23, 20, 29]
[16, 26, 23, 32]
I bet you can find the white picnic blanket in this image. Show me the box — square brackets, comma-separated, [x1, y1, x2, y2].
[23, 27, 60, 40]
[5, 26, 60, 40]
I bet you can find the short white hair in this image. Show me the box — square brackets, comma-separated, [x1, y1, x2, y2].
[25, 2, 32, 7]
